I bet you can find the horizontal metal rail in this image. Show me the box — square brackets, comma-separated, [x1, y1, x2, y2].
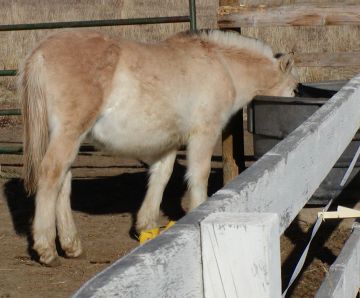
[0, 146, 22, 154]
[0, 16, 190, 32]
[0, 15, 191, 77]
[0, 70, 17, 76]
[0, 109, 21, 116]
[0, 144, 98, 155]
[0, 0, 196, 77]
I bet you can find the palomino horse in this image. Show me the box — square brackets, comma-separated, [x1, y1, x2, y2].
[19, 29, 297, 266]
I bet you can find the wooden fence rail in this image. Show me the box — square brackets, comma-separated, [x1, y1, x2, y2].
[295, 52, 360, 68]
[218, 3, 360, 68]
[72, 73, 360, 298]
[218, 3, 360, 28]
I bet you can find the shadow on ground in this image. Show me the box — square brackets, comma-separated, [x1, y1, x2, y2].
[3, 160, 223, 256]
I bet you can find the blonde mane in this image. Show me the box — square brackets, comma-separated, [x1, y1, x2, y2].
[168, 30, 274, 60]
[198, 30, 274, 59]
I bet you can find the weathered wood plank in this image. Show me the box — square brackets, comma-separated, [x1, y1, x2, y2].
[220, 0, 285, 6]
[222, 132, 239, 185]
[218, 3, 360, 28]
[222, 110, 245, 185]
[295, 52, 360, 67]
[72, 225, 203, 298]
[315, 221, 360, 298]
[201, 213, 281, 298]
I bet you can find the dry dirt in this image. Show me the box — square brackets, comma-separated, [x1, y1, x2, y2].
[1, 1, 359, 297]
[0, 107, 358, 298]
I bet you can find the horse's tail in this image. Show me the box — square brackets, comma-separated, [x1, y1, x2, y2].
[18, 52, 49, 195]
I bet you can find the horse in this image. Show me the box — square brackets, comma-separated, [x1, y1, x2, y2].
[18, 29, 297, 266]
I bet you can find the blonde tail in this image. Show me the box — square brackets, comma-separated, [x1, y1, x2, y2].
[18, 53, 49, 195]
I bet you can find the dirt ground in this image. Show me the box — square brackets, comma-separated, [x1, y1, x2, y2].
[0, 107, 358, 298]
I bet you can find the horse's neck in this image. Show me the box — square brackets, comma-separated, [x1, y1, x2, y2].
[220, 53, 266, 111]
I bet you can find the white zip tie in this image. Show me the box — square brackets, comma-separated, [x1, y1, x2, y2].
[318, 206, 360, 220]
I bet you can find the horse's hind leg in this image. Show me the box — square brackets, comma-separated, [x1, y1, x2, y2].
[136, 150, 177, 232]
[56, 170, 82, 258]
[33, 132, 81, 266]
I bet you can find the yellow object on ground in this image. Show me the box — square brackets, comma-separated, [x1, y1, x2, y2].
[139, 228, 160, 244]
[139, 221, 177, 244]
[162, 220, 176, 231]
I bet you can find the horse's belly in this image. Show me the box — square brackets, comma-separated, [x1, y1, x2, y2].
[91, 110, 183, 160]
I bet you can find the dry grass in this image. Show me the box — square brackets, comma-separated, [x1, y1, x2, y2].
[1, 0, 359, 98]
[243, 25, 360, 82]
[0, 0, 216, 99]
[224, 0, 360, 82]
[0, 0, 216, 68]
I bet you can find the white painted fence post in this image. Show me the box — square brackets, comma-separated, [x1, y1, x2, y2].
[201, 212, 281, 298]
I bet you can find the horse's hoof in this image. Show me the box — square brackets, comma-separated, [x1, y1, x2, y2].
[139, 228, 160, 244]
[41, 256, 61, 267]
[65, 248, 83, 259]
[34, 243, 59, 267]
[62, 238, 83, 258]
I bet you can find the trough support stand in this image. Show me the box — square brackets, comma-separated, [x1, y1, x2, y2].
[201, 212, 281, 298]
[221, 27, 245, 185]
[222, 109, 245, 185]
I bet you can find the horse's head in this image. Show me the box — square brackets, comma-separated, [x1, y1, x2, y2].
[261, 52, 298, 98]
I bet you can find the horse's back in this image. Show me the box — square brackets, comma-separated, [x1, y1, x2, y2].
[24, 29, 233, 160]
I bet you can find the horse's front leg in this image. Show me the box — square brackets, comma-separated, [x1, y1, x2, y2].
[186, 133, 219, 210]
[136, 150, 177, 232]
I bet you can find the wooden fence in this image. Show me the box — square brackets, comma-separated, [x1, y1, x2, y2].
[72, 74, 360, 297]
[218, 2, 360, 68]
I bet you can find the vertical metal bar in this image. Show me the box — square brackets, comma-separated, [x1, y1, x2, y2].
[247, 102, 254, 134]
[189, 0, 197, 31]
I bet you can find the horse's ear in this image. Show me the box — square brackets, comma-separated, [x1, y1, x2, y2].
[278, 52, 294, 73]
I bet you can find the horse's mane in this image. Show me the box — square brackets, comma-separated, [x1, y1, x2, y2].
[168, 29, 274, 59]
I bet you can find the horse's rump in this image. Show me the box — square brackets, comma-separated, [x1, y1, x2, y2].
[19, 30, 121, 194]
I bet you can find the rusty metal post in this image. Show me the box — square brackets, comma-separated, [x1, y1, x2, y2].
[222, 110, 245, 184]
[189, 0, 197, 31]
[221, 27, 245, 185]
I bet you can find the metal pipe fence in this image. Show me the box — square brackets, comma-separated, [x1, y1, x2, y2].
[0, 0, 196, 78]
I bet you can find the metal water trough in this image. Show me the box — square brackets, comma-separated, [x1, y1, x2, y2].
[248, 80, 358, 204]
